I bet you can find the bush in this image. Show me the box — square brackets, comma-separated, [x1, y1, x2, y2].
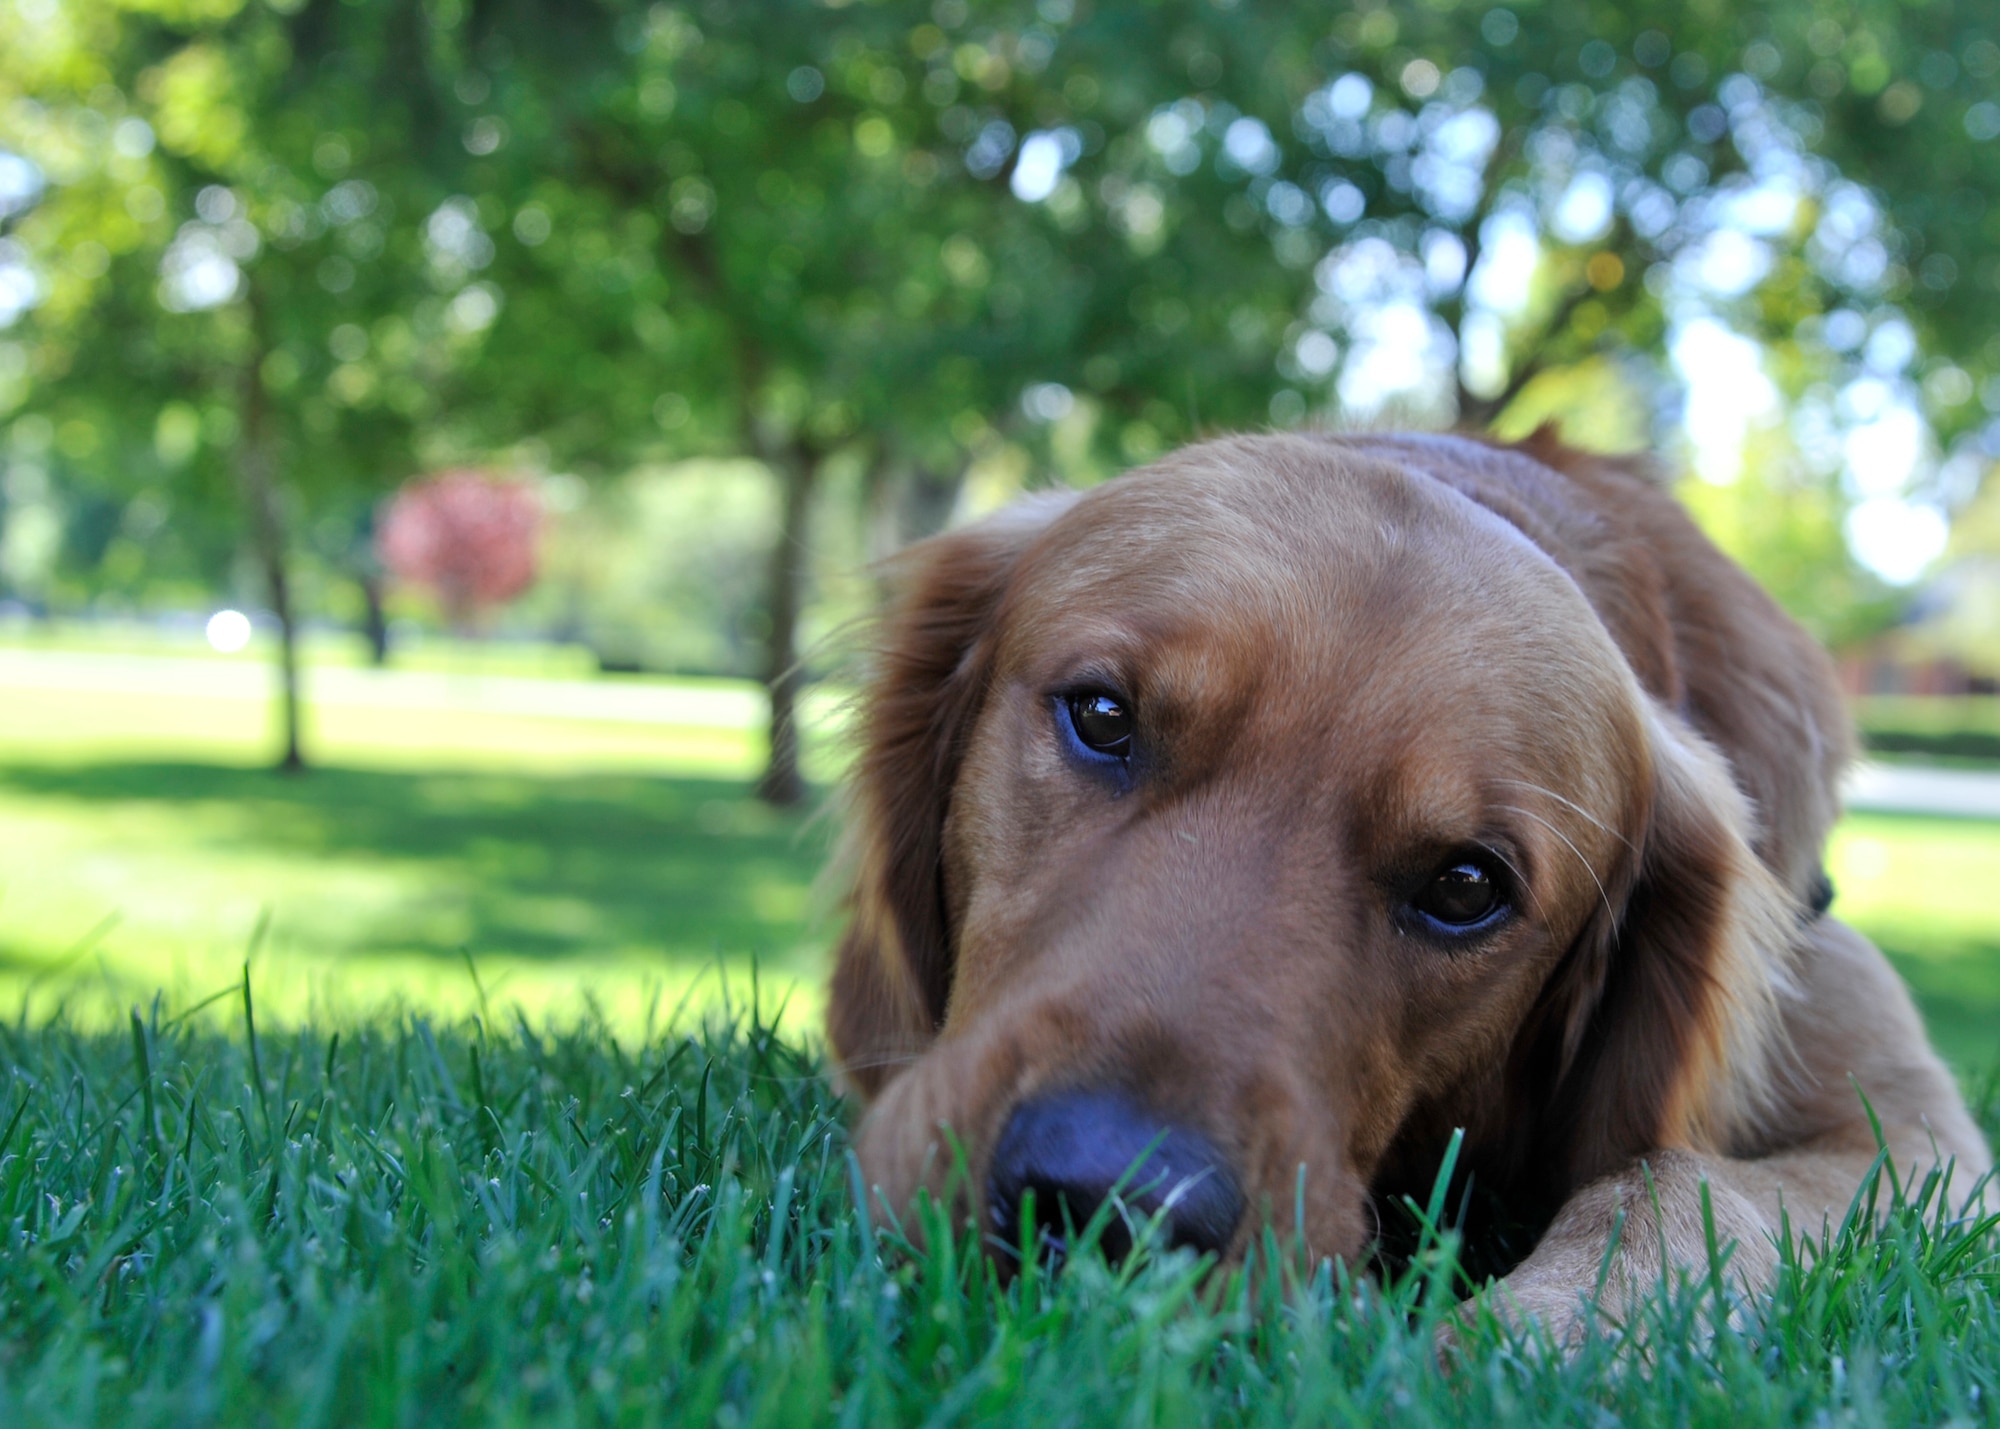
[1854, 696, 2000, 765]
[533, 460, 780, 678]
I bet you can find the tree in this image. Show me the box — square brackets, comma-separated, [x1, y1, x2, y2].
[6, 0, 1998, 796]
[378, 468, 540, 632]
[0, 0, 468, 769]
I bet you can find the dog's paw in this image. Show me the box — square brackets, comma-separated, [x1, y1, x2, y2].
[1446, 1279, 1617, 1360]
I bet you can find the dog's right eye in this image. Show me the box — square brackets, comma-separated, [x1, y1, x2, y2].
[1065, 692, 1134, 756]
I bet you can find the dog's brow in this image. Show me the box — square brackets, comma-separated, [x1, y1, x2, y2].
[1494, 803, 1616, 929]
[1488, 778, 1634, 852]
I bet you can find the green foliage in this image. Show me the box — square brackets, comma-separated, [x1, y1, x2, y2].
[0, 0, 458, 572]
[7, 0, 2000, 660]
[0, 997, 1994, 1424]
[1677, 433, 1902, 649]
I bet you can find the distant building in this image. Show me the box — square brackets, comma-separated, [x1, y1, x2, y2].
[1837, 556, 2000, 698]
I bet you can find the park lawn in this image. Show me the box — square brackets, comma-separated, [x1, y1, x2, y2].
[0, 667, 838, 1034]
[1827, 812, 2000, 1072]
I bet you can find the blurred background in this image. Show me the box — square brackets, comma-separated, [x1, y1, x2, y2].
[0, 0, 1996, 1063]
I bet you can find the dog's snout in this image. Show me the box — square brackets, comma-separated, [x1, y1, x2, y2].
[986, 1089, 1243, 1263]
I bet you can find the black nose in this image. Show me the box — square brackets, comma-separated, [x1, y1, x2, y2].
[986, 1089, 1243, 1264]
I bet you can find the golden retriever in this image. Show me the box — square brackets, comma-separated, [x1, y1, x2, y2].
[827, 429, 1990, 1336]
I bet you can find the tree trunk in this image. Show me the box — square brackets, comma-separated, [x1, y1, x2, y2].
[258, 510, 306, 773]
[360, 571, 390, 666]
[239, 286, 305, 773]
[657, 219, 816, 804]
[241, 446, 304, 772]
[866, 460, 966, 584]
[756, 447, 816, 808]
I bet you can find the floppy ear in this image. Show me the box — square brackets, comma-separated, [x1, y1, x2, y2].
[1536, 703, 1798, 1187]
[828, 494, 1076, 1101]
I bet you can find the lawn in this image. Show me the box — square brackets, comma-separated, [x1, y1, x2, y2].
[2, 642, 2000, 1422]
[1828, 812, 2000, 1071]
[0, 642, 838, 1033]
[0, 760, 832, 1032]
[0, 1002, 1994, 1425]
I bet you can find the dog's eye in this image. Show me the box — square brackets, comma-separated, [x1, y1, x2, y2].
[1066, 692, 1133, 756]
[1413, 861, 1503, 929]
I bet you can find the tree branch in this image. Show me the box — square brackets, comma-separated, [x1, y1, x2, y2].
[1460, 279, 1598, 430]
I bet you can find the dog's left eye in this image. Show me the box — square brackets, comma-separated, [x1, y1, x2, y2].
[1066, 692, 1134, 756]
[1412, 861, 1505, 930]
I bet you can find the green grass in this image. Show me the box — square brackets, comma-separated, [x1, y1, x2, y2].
[0, 654, 838, 1031]
[0, 999, 1994, 1425]
[0, 644, 827, 775]
[1828, 813, 2000, 1071]
[0, 760, 832, 1032]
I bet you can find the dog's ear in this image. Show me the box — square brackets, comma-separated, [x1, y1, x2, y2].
[828, 493, 1076, 1100]
[1536, 704, 1797, 1187]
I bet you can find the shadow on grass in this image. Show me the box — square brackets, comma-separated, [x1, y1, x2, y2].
[0, 760, 837, 972]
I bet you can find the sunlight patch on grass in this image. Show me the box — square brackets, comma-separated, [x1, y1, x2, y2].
[8, 946, 824, 1046]
[1829, 813, 2000, 1071]
[0, 680, 772, 775]
[1828, 813, 2000, 949]
[0, 647, 852, 779]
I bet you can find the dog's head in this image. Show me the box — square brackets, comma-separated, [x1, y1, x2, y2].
[830, 433, 1804, 1266]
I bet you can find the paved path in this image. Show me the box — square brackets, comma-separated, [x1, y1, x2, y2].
[1844, 761, 2000, 820]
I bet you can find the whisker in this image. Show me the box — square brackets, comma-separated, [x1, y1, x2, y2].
[1495, 803, 1618, 930]
[1478, 842, 1550, 924]
[1489, 777, 1635, 852]
[830, 1051, 925, 1074]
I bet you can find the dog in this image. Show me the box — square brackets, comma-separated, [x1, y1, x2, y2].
[826, 429, 1990, 1338]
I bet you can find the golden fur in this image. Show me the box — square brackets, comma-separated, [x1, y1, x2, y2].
[828, 430, 1989, 1335]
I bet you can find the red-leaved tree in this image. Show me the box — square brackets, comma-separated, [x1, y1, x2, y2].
[379, 470, 542, 633]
